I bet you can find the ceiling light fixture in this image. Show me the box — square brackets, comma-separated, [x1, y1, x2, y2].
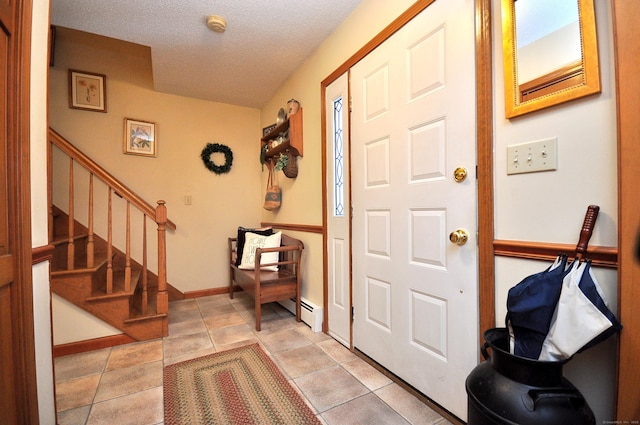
[206, 15, 227, 33]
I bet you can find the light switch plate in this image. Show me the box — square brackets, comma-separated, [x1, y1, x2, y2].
[507, 137, 557, 175]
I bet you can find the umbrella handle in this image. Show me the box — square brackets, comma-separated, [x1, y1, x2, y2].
[576, 205, 599, 259]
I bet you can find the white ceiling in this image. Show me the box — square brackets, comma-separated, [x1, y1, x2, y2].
[51, 0, 363, 108]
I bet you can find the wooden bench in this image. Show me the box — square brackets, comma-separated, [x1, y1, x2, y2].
[228, 234, 303, 331]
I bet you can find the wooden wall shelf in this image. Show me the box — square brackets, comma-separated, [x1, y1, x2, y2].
[262, 107, 303, 159]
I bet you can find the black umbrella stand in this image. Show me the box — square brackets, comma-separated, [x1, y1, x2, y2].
[465, 206, 602, 425]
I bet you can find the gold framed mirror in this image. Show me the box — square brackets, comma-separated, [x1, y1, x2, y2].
[501, 0, 601, 118]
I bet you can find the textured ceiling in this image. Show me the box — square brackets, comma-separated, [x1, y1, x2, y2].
[51, 0, 362, 108]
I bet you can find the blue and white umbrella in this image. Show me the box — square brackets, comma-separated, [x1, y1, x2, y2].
[506, 255, 567, 359]
[537, 259, 622, 361]
[506, 206, 622, 361]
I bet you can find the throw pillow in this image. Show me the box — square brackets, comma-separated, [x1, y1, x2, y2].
[239, 231, 282, 271]
[235, 226, 273, 266]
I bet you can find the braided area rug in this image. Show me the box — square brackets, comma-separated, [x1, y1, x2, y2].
[164, 343, 321, 424]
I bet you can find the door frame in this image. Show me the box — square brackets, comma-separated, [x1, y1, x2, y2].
[613, 0, 640, 418]
[3, 0, 40, 422]
[321, 0, 495, 351]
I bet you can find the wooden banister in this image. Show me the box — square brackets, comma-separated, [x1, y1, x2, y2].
[48, 127, 175, 324]
[48, 128, 176, 230]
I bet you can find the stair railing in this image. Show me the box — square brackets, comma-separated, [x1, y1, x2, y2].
[47, 128, 175, 316]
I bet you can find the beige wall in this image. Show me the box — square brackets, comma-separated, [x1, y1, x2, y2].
[50, 28, 263, 292]
[49, 28, 264, 342]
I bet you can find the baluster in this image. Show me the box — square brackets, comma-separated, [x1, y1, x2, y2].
[124, 201, 131, 292]
[156, 200, 168, 314]
[106, 189, 113, 294]
[141, 215, 148, 315]
[67, 158, 75, 269]
[87, 173, 95, 268]
[47, 139, 53, 243]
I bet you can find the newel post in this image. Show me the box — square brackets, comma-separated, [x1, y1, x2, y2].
[156, 200, 169, 314]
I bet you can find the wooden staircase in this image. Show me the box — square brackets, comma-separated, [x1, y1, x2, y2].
[48, 129, 176, 341]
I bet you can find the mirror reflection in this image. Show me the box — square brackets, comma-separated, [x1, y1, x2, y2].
[516, 0, 580, 91]
[502, 0, 601, 118]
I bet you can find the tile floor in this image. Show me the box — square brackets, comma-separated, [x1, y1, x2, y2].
[54, 292, 454, 425]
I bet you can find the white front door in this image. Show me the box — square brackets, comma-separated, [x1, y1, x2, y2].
[350, 0, 478, 419]
[326, 73, 351, 347]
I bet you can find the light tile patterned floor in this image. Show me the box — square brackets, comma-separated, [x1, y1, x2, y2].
[54, 292, 454, 425]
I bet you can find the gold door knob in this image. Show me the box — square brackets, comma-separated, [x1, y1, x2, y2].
[449, 229, 469, 246]
[453, 167, 468, 183]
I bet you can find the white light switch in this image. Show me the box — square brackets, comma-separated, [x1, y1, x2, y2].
[184, 195, 192, 205]
[507, 137, 557, 175]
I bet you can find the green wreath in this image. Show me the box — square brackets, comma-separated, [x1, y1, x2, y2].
[201, 143, 233, 174]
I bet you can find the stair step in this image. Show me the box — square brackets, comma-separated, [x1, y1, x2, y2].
[86, 269, 141, 302]
[50, 204, 169, 340]
[123, 283, 168, 337]
[50, 254, 109, 276]
[127, 284, 165, 321]
[124, 311, 167, 324]
[51, 232, 88, 246]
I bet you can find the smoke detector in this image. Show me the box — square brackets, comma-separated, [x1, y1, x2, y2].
[207, 15, 227, 33]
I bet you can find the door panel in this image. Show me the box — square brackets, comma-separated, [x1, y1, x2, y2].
[409, 120, 446, 183]
[411, 290, 447, 359]
[408, 26, 445, 100]
[410, 209, 447, 269]
[0, 284, 19, 425]
[351, 0, 477, 419]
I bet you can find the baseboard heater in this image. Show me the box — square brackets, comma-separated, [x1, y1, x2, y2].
[279, 297, 323, 333]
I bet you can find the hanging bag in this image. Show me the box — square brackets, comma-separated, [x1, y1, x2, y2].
[263, 161, 281, 210]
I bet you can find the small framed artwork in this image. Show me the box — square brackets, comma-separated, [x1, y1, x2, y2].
[262, 124, 277, 137]
[69, 69, 106, 112]
[124, 118, 157, 157]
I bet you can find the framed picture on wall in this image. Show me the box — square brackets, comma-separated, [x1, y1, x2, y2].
[123, 118, 157, 157]
[68, 69, 107, 112]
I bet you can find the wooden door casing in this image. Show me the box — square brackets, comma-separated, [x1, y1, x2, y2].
[0, 0, 40, 423]
[614, 0, 640, 419]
